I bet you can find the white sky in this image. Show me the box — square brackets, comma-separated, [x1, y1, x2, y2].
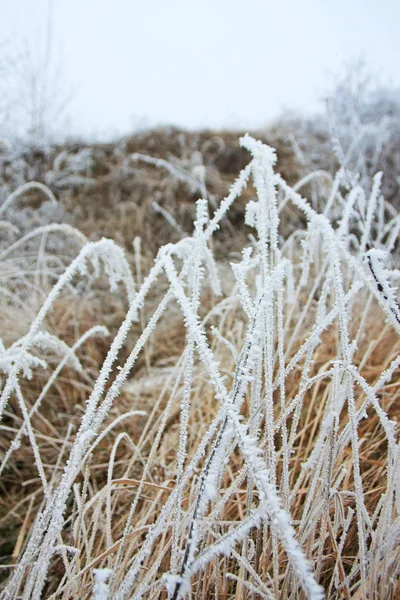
[1, 0, 399, 138]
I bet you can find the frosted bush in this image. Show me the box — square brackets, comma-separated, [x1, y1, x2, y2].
[45, 148, 97, 189]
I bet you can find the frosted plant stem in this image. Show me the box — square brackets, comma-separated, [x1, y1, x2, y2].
[0, 239, 136, 422]
[0, 326, 108, 477]
[160, 253, 323, 600]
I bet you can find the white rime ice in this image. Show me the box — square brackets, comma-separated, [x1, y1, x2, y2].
[91, 569, 113, 600]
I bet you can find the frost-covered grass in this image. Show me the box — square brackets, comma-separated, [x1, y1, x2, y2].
[0, 132, 400, 599]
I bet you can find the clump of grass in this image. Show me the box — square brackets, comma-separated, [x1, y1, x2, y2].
[0, 133, 399, 599]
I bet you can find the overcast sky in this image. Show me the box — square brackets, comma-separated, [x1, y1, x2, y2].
[1, 0, 399, 138]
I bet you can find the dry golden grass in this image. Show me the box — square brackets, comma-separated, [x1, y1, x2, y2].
[0, 129, 399, 599]
[2, 291, 397, 598]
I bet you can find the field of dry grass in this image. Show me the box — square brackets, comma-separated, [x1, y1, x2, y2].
[0, 122, 399, 599]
